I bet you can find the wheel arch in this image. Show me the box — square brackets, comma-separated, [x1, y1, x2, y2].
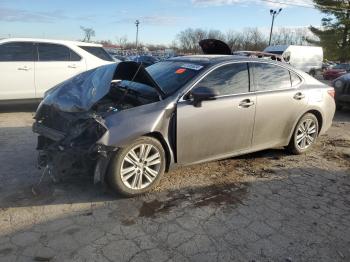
[306, 109, 323, 134]
[143, 132, 172, 172]
[287, 109, 324, 144]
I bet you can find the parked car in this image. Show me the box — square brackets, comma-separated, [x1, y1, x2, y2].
[332, 73, 350, 110]
[129, 55, 159, 67]
[263, 45, 323, 76]
[323, 63, 350, 80]
[0, 38, 114, 102]
[33, 41, 335, 196]
[113, 55, 127, 62]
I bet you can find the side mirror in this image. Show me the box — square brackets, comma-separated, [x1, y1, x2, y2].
[191, 86, 219, 107]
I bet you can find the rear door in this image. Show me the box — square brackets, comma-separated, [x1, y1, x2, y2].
[176, 62, 256, 164]
[251, 62, 308, 149]
[0, 42, 35, 100]
[34, 43, 86, 98]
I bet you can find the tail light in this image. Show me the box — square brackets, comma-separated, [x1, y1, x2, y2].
[327, 88, 335, 98]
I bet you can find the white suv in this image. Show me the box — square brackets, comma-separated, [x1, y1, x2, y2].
[0, 38, 114, 102]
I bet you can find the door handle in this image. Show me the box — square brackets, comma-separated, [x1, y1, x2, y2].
[17, 66, 30, 71]
[239, 99, 255, 108]
[68, 64, 77, 69]
[294, 92, 305, 100]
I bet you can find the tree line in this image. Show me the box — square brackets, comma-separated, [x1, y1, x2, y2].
[80, 0, 350, 61]
[175, 27, 314, 54]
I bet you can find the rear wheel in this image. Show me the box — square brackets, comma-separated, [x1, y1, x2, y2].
[108, 136, 166, 196]
[287, 113, 319, 154]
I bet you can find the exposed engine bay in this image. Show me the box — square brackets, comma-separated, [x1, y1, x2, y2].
[33, 62, 163, 183]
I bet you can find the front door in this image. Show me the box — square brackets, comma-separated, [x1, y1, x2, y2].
[0, 42, 35, 100]
[176, 62, 256, 164]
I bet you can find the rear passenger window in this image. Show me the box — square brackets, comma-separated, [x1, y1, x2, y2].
[253, 63, 291, 91]
[38, 43, 81, 61]
[197, 63, 249, 96]
[0, 42, 35, 61]
[291, 72, 302, 86]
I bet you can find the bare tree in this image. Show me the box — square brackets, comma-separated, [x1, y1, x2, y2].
[80, 26, 95, 42]
[116, 35, 128, 48]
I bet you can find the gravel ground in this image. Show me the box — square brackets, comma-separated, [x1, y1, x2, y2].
[0, 105, 349, 262]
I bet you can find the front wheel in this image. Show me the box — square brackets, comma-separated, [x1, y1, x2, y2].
[108, 136, 166, 196]
[287, 113, 319, 155]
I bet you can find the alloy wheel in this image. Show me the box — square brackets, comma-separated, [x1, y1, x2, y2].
[120, 143, 162, 190]
[296, 118, 317, 150]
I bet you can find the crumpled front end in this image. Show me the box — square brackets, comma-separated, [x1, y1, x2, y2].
[33, 103, 112, 183]
[32, 62, 165, 184]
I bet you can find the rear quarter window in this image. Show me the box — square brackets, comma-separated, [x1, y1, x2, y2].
[79, 46, 114, 61]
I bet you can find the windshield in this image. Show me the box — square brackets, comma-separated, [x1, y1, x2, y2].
[146, 61, 205, 95]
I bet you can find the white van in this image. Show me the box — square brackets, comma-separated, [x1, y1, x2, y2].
[264, 45, 323, 76]
[0, 38, 114, 102]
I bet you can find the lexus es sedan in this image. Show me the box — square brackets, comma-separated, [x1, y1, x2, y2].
[33, 55, 335, 196]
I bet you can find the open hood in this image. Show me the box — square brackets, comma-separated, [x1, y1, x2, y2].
[199, 39, 232, 55]
[39, 62, 165, 113]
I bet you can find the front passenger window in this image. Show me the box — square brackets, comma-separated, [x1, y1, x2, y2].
[197, 63, 249, 96]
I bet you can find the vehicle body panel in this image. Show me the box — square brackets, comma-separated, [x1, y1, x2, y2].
[264, 45, 323, 73]
[0, 60, 35, 100]
[34, 60, 86, 98]
[176, 94, 256, 164]
[0, 38, 113, 102]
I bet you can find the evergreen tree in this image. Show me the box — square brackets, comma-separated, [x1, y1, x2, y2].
[309, 1, 350, 61]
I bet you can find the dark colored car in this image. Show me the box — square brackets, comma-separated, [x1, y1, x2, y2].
[332, 73, 350, 110]
[130, 55, 159, 67]
[32, 39, 335, 196]
[113, 55, 127, 62]
[323, 63, 350, 80]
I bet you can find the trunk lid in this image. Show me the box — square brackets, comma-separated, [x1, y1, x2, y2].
[199, 39, 232, 55]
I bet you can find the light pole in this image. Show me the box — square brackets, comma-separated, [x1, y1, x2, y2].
[269, 8, 282, 46]
[135, 20, 140, 51]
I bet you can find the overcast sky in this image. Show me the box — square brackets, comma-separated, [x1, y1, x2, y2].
[0, 0, 323, 44]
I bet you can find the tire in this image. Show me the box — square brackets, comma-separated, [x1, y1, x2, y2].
[287, 113, 319, 155]
[108, 136, 166, 196]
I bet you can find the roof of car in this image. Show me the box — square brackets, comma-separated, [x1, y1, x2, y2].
[0, 38, 103, 47]
[169, 54, 282, 65]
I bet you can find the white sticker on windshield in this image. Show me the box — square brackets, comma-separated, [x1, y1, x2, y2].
[181, 63, 203, 71]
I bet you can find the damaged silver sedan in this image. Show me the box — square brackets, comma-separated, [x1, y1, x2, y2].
[33, 52, 336, 196]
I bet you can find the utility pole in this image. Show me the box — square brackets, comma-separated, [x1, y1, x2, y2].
[135, 20, 140, 51]
[269, 8, 282, 46]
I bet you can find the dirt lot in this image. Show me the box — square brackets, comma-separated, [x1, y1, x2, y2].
[0, 105, 349, 262]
